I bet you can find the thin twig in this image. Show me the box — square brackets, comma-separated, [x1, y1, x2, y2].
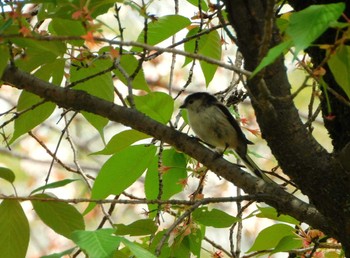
[0, 34, 251, 76]
[204, 236, 232, 257]
[0, 194, 267, 205]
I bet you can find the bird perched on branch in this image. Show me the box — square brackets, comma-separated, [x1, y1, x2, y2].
[180, 92, 275, 184]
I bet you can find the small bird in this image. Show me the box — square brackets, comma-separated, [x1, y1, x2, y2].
[180, 92, 274, 184]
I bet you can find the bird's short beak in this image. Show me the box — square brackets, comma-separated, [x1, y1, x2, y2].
[180, 103, 186, 109]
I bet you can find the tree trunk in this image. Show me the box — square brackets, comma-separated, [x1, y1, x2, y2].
[223, 0, 350, 254]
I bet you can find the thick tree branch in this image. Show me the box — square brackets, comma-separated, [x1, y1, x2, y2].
[1, 65, 329, 234]
[223, 0, 350, 252]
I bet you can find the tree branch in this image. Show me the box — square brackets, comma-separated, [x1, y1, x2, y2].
[1, 65, 330, 234]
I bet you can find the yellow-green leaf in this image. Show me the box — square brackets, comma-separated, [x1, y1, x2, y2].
[31, 193, 85, 239]
[0, 200, 29, 258]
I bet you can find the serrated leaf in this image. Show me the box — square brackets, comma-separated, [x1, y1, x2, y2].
[114, 54, 150, 92]
[49, 18, 85, 46]
[184, 28, 221, 85]
[328, 45, 350, 99]
[272, 235, 302, 253]
[0, 200, 29, 258]
[0, 166, 15, 183]
[70, 59, 114, 138]
[133, 92, 174, 124]
[12, 38, 66, 57]
[132, 15, 191, 51]
[10, 91, 55, 144]
[252, 40, 292, 77]
[256, 206, 299, 225]
[93, 129, 150, 155]
[85, 145, 157, 214]
[192, 207, 239, 228]
[31, 193, 85, 239]
[247, 224, 295, 252]
[15, 47, 58, 72]
[160, 149, 187, 200]
[115, 219, 157, 236]
[286, 3, 345, 53]
[12, 38, 65, 72]
[199, 30, 221, 85]
[121, 238, 156, 258]
[30, 179, 79, 195]
[145, 148, 187, 216]
[71, 229, 120, 258]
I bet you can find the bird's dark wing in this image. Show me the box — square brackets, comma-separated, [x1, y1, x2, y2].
[215, 102, 253, 145]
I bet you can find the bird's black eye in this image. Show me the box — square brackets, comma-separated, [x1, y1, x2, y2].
[188, 99, 194, 104]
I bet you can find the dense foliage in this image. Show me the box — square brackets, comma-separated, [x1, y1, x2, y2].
[0, 0, 350, 257]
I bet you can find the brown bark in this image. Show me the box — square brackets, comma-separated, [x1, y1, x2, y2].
[222, 0, 350, 253]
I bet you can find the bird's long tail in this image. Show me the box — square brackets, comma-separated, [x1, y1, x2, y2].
[241, 154, 276, 185]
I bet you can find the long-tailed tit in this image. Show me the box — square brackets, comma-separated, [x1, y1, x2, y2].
[180, 92, 274, 183]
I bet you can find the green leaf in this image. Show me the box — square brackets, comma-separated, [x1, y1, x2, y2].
[33, 58, 65, 86]
[133, 92, 174, 124]
[276, 17, 290, 33]
[49, 18, 85, 46]
[12, 38, 66, 57]
[132, 15, 191, 51]
[186, 227, 203, 257]
[328, 45, 350, 99]
[121, 238, 156, 258]
[70, 59, 114, 138]
[41, 248, 75, 258]
[113, 54, 150, 92]
[0, 18, 13, 33]
[247, 224, 295, 252]
[89, 1, 116, 18]
[149, 230, 171, 258]
[184, 28, 222, 85]
[0, 200, 29, 258]
[0, 44, 10, 77]
[30, 179, 79, 195]
[160, 149, 187, 200]
[14, 48, 56, 73]
[9, 91, 55, 144]
[85, 145, 157, 214]
[145, 148, 187, 216]
[115, 219, 157, 236]
[31, 193, 85, 239]
[325, 251, 345, 258]
[272, 235, 302, 253]
[252, 40, 292, 77]
[192, 207, 240, 228]
[71, 229, 121, 258]
[256, 206, 299, 225]
[286, 3, 345, 53]
[199, 30, 221, 85]
[93, 129, 150, 155]
[12, 38, 65, 72]
[0, 166, 15, 183]
[185, 0, 209, 11]
[171, 233, 191, 257]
